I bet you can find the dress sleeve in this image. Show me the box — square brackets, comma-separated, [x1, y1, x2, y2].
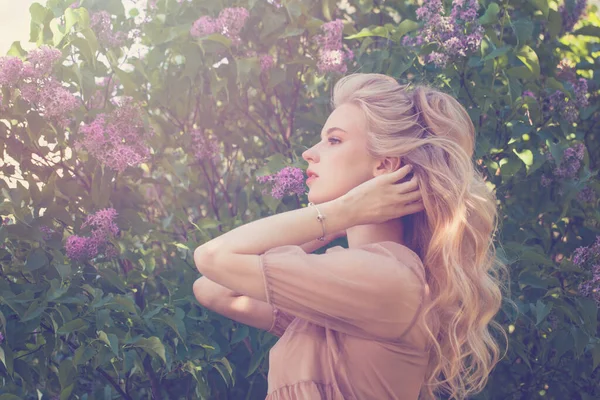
[259, 243, 425, 341]
[267, 307, 296, 337]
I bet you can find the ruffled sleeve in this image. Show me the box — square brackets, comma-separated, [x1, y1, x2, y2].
[267, 307, 296, 337]
[259, 243, 425, 341]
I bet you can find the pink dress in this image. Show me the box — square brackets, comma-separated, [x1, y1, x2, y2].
[259, 241, 432, 400]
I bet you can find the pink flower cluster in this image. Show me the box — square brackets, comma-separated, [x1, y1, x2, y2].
[190, 7, 250, 46]
[257, 166, 306, 199]
[541, 143, 593, 200]
[260, 54, 275, 73]
[75, 97, 152, 172]
[313, 20, 354, 74]
[191, 129, 220, 164]
[0, 46, 79, 127]
[559, 0, 588, 33]
[403, 0, 484, 68]
[91, 11, 127, 48]
[572, 235, 600, 306]
[66, 208, 120, 261]
[39, 225, 56, 240]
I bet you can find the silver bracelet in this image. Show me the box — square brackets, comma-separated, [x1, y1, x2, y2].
[308, 202, 326, 241]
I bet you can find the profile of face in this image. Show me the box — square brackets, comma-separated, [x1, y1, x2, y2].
[302, 102, 385, 205]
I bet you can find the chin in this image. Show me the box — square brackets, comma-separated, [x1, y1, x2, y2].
[307, 190, 340, 205]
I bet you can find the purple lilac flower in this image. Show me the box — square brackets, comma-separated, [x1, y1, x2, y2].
[546, 60, 589, 122]
[260, 54, 275, 73]
[75, 97, 152, 172]
[540, 174, 553, 187]
[191, 16, 219, 37]
[522, 90, 536, 99]
[191, 129, 220, 164]
[66, 208, 120, 261]
[313, 20, 354, 74]
[553, 143, 585, 179]
[559, 0, 588, 33]
[40, 225, 55, 240]
[91, 11, 127, 48]
[0, 46, 78, 127]
[577, 186, 596, 204]
[0, 56, 24, 86]
[573, 236, 600, 306]
[404, 0, 483, 68]
[257, 166, 306, 199]
[190, 7, 249, 46]
[0, 332, 4, 343]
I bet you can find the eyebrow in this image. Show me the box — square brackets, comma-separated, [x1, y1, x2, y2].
[320, 127, 347, 139]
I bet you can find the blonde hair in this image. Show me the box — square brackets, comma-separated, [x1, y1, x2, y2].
[331, 73, 512, 400]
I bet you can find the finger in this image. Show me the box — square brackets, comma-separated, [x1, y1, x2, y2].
[404, 200, 425, 215]
[402, 190, 423, 203]
[396, 175, 420, 193]
[391, 164, 413, 183]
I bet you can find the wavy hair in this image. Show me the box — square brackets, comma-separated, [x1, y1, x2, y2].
[331, 73, 512, 400]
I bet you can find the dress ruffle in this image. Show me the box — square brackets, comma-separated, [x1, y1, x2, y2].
[265, 380, 347, 400]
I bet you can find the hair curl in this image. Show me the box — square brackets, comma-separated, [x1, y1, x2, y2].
[331, 73, 513, 400]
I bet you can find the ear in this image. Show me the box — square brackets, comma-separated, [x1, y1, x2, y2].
[373, 157, 402, 176]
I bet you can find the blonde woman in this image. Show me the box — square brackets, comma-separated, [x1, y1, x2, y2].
[193, 73, 509, 400]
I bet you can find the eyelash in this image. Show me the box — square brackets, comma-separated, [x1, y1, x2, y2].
[327, 137, 341, 145]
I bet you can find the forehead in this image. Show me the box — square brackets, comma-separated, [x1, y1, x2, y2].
[322, 103, 368, 135]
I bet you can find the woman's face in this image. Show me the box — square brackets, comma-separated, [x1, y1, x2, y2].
[302, 102, 379, 204]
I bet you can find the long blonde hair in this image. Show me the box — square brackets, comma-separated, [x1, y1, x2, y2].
[331, 73, 511, 400]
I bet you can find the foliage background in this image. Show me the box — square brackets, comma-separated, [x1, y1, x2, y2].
[0, 0, 599, 399]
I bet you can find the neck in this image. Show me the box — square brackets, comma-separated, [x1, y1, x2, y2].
[346, 218, 405, 249]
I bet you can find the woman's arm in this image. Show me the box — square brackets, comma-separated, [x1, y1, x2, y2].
[194, 197, 351, 258]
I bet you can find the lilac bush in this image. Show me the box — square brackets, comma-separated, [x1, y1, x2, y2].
[75, 97, 152, 172]
[402, 0, 484, 68]
[314, 19, 354, 74]
[257, 166, 306, 199]
[66, 208, 120, 261]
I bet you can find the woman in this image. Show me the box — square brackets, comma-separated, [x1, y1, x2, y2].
[193, 73, 509, 400]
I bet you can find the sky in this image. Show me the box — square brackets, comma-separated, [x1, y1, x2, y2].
[0, 0, 40, 55]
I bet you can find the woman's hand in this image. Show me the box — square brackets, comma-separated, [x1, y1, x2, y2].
[342, 164, 424, 226]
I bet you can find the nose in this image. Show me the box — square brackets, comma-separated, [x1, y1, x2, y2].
[302, 145, 318, 164]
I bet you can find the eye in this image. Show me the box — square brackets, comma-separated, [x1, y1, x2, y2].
[328, 137, 341, 144]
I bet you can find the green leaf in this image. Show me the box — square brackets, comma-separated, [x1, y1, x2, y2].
[507, 66, 532, 79]
[58, 359, 77, 390]
[57, 318, 88, 335]
[0, 395, 23, 400]
[478, 3, 500, 25]
[593, 344, 600, 371]
[7, 42, 27, 58]
[130, 336, 167, 364]
[345, 25, 391, 40]
[482, 45, 512, 62]
[21, 298, 46, 322]
[97, 330, 119, 356]
[30, 3, 49, 24]
[213, 357, 234, 386]
[73, 343, 96, 366]
[528, 0, 549, 18]
[535, 299, 552, 325]
[231, 325, 249, 344]
[547, 9, 562, 40]
[245, 347, 266, 378]
[391, 20, 420, 42]
[512, 20, 534, 46]
[515, 45, 540, 78]
[25, 248, 49, 272]
[572, 26, 600, 37]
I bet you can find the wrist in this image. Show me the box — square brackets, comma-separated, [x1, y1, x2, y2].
[316, 197, 354, 237]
